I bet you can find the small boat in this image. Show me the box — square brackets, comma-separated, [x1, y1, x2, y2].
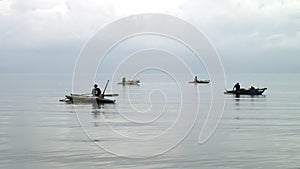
[117, 80, 140, 85]
[189, 80, 210, 84]
[61, 94, 116, 104]
[60, 80, 117, 104]
[224, 88, 267, 95]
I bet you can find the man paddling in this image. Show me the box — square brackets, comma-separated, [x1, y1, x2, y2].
[92, 84, 102, 97]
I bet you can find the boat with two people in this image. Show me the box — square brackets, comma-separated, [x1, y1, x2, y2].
[225, 82, 267, 95]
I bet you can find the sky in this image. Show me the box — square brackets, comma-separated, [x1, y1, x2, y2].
[0, 0, 299, 73]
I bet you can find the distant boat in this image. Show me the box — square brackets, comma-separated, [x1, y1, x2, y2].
[60, 94, 116, 104]
[189, 80, 210, 84]
[117, 78, 140, 86]
[224, 88, 267, 95]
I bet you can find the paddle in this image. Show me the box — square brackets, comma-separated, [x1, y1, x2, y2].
[102, 80, 109, 96]
[101, 80, 119, 96]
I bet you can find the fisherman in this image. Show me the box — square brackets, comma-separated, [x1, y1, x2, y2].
[233, 82, 240, 91]
[194, 76, 199, 82]
[92, 84, 102, 97]
[122, 77, 126, 84]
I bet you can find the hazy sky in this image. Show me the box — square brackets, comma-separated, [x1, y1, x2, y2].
[0, 0, 299, 73]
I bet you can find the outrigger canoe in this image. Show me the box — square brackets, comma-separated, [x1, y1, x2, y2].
[117, 80, 140, 85]
[224, 88, 267, 95]
[60, 94, 116, 104]
[189, 80, 210, 84]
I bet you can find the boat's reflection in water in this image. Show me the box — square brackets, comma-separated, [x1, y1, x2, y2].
[91, 103, 112, 127]
[224, 94, 268, 124]
[234, 94, 266, 102]
[91, 103, 118, 128]
[91, 104, 101, 127]
[228, 94, 267, 110]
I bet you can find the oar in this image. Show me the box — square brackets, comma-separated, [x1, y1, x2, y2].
[101, 80, 119, 97]
[102, 80, 109, 96]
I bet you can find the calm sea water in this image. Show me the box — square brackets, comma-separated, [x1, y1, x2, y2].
[0, 73, 300, 169]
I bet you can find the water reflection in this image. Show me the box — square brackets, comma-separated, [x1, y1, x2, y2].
[91, 104, 103, 127]
[91, 103, 118, 127]
[228, 94, 267, 113]
[232, 94, 267, 102]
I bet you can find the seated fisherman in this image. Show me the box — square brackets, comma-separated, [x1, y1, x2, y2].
[233, 82, 240, 91]
[92, 84, 101, 97]
[194, 76, 199, 82]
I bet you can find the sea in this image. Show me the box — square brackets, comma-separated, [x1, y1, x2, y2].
[0, 73, 300, 169]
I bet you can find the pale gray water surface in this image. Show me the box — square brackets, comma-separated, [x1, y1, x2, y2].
[0, 73, 300, 168]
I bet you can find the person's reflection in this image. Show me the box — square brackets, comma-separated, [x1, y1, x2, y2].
[234, 94, 240, 103]
[92, 103, 102, 127]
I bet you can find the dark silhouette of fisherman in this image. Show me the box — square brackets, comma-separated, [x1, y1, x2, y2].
[233, 82, 240, 91]
[92, 84, 101, 97]
[194, 76, 199, 82]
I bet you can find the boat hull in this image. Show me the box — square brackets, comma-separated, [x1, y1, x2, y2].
[224, 88, 267, 95]
[64, 94, 115, 104]
[189, 80, 210, 84]
[117, 80, 140, 86]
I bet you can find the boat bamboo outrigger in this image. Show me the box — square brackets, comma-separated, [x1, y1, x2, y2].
[117, 77, 140, 85]
[62, 94, 116, 104]
[189, 76, 210, 84]
[60, 80, 118, 104]
[189, 80, 210, 84]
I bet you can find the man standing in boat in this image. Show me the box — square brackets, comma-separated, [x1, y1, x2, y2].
[233, 82, 240, 91]
[92, 84, 102, 97]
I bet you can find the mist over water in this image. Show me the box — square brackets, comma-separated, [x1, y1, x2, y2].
[0, 73, 300, 168]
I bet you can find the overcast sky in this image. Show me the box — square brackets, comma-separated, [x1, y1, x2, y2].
[0, 0, 299, 73]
